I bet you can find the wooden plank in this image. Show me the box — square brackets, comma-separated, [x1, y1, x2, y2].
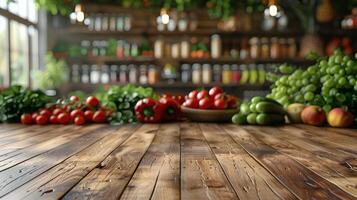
[2, 125, 139, 200]
[0, 125, 98, 172]
[0, 125, 56, 141]
[0, 124, 25, 133]
[0, 125, 82, 156]
[180, 123, 238, 200]
[63, 124, 159, 200]
[295, 124, 357, 138]
[223, 124, 356, 200]
[199, 124, 298, 200]
[120, 124, 180, 200]
[289, 125, 357, 154]
[0, 125, 113, 197]
[244, 126, 357, 197]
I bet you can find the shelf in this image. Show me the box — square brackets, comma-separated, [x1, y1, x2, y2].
[63, 82, 271, 90]
[55, 27, 304, 38]
[66, 56, 314, 65]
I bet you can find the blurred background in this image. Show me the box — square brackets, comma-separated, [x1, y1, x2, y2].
[1, 0, 357, 99]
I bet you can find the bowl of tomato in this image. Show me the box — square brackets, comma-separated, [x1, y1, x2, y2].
[181, 87, 239, 122]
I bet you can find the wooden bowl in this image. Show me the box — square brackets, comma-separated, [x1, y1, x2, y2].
[181, 106, 239, 122]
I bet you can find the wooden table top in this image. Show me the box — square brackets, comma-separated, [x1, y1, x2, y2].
[0, 123, 356, 200]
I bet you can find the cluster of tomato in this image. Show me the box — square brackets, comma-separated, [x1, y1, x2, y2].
[20, 96, 111, 126]
[182, 86, 238, 109]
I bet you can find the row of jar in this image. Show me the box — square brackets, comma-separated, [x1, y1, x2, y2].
[71, 64, 161, 85]
[79, 13, 132, 32]
[181, 63, 267, 85]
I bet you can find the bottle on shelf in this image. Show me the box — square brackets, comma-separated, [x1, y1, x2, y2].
[202, 64, 212, 84]
[192, 63, 202, 84]
[139, 65, 148, 84]
[110, 65, 118, 83]
[231, 64, 241, 83]
[148, 65, 160, 84]
[211, 34, 222, 59]
[222, 64, 232, 85]
[181, 64, 191, 83]
[81, 65, 90, 83]
[90, 65, 100, 84]
[213, 64, 222, 83]
[101, 65, 110, 84]
[129, 65, 138, 83]
[119, 65, 128, 83]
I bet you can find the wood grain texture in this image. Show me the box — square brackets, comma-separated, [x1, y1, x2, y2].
[0, 123, 355, 200]
[180, 123, 238, 200]
[223, 124, 357, 200]
[3, 125, 138, 200]
[199, 124, 298, 200]
[245, 126, 357, 197]
[63, 124, 159, 200]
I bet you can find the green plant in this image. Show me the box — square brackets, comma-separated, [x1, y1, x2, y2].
[0, 85, 51, 122]
[35, 52, 69, 90]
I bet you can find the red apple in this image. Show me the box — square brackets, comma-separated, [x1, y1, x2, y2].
[301, 105, 326, 126]
[327, 108, 354, 128]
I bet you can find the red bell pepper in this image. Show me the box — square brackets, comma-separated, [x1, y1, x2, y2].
[134, 98, 163, 123]
[159, 97, 181, 121]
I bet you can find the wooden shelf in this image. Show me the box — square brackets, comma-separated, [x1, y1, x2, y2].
[66, 56, 313, 65]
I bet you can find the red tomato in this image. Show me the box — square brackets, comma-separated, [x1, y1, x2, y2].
[92, 110, 106, 123]
[199, 98, 213, 109]
[84, 110, 94, 122]
[39, 109, 51, 119]
[70, 109, 84, 119]
[74, 116, 86, 126]
[188, 90, 199, 99]
[86, 96, 100, 107]
[209, 86, 223, 97]
[70, 95, 80, 103]
[49, 115, 58, 124]
[227, 95, 238, 109]
[36, 115, 48, 125]
[21, 114, 33, 125]
[214, 99, 227, 109]
[32, 113, 39, 122]
[214, 93, 228, 100]
[52, 108, 63, 116]
[183, 98, 199, 108]
[57, 113, 70, 124]
[196, 90, 209, 100]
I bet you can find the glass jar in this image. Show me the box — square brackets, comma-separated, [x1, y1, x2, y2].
[222, 64, 232, 85]
[180, 40, 190, 58]
[124, 42, 131, 58]
[101, 14, 109, 31]
[249, 37, 260, 59]
[128, 64, 137, 83]
[124, 15, 132, 31]
[270, 37, 279, 59]
[139, 65, 148, 84]
[94, 14, 102, 31]
[109, 14, 116, 31]
[261, 37, 270, 59]
[119, 65, 128, 83]
[80, 40, 90, 57]
[148, 65, 160, 84]
[131, 43, 139, 57]
[91, 40, 99, 57]
[231, 64, 241, 83]
[181, 64, 191, 83]
[81, 65, 90, 83]
[154, 39, 164, 58]
[71, 64, 80, 83]
[101, 65, 110, 84]
[117, 15, 124, 31]
[213, 64, 221, 83]
[192, 63, 201, 84]
[240, 38, 249, 60]
[110, 65, 118, 82]
[90, 65, 100, 84]
[171, 43, 180, 58]
[211, 34, 222, 59]
[178, 12, 188, 31]
[116, 40, 124, 58]
[202, 64, 212, 84]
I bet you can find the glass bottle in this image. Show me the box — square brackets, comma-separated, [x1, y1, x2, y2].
[249, 37, 260, 59]
[261, 37, 270, 59]
[192, 63, 201, 84]
[213, 64, 221, 83]
[211, 34, 222, 59]
[101, 65, 110, 84]
[231, 64, 241, 83]
[270, 37, 279, 59]
[128, 64, 137, 83]
[119, 65, 128, 83]
[139, 65, 148, 84]
[181, 64, 191, 83]
[202, 64, 212, 84]
[110, 65, 118, 82]
[81, 65, 90, 83]
[148, 65, 160, 84]
[180, 40, 190, 58]
[90, 65, 100, 84]
[109, 14, 116, 31]
[222, 64, 232, 85]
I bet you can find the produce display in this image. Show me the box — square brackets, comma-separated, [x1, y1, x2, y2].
[0, 86, 51, 123]
[267, 50, 357, 114]
[182, 86, 238, 110]
[20, 95, 111, 125]
[103, 85, 157, 124]
[232, 96, 286, 125]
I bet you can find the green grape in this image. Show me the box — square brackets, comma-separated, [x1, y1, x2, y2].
[324, 79, 334, 88]
[338, 69, 345, 76]
[342, 55, 350, 63]
[347, 60, 354, 68]
[338, 77, 347, 86]
[323, 105, 332, 113]
[334, 55, 342, 63]
[336, 93, 346, 103]
[305, 84, 317, 92]
[304, 92, 314, 101]
[349, 78, 356, 85]
[354, 84, 357, 91]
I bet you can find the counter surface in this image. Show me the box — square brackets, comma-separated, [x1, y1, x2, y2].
[0, 123, 356, 200]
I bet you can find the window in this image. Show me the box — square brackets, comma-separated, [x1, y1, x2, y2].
[0, 0, 39, 87]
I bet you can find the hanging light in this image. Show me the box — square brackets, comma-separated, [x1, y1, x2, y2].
[70, 4, 85, 23]
[160, 8, 170, 25]
[265, 0, 281, 18]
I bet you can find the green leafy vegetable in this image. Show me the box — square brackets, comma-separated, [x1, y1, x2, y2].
[0, 86, 51, 122]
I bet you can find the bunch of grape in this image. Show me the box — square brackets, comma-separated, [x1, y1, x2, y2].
[267, 50, 357, 113]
